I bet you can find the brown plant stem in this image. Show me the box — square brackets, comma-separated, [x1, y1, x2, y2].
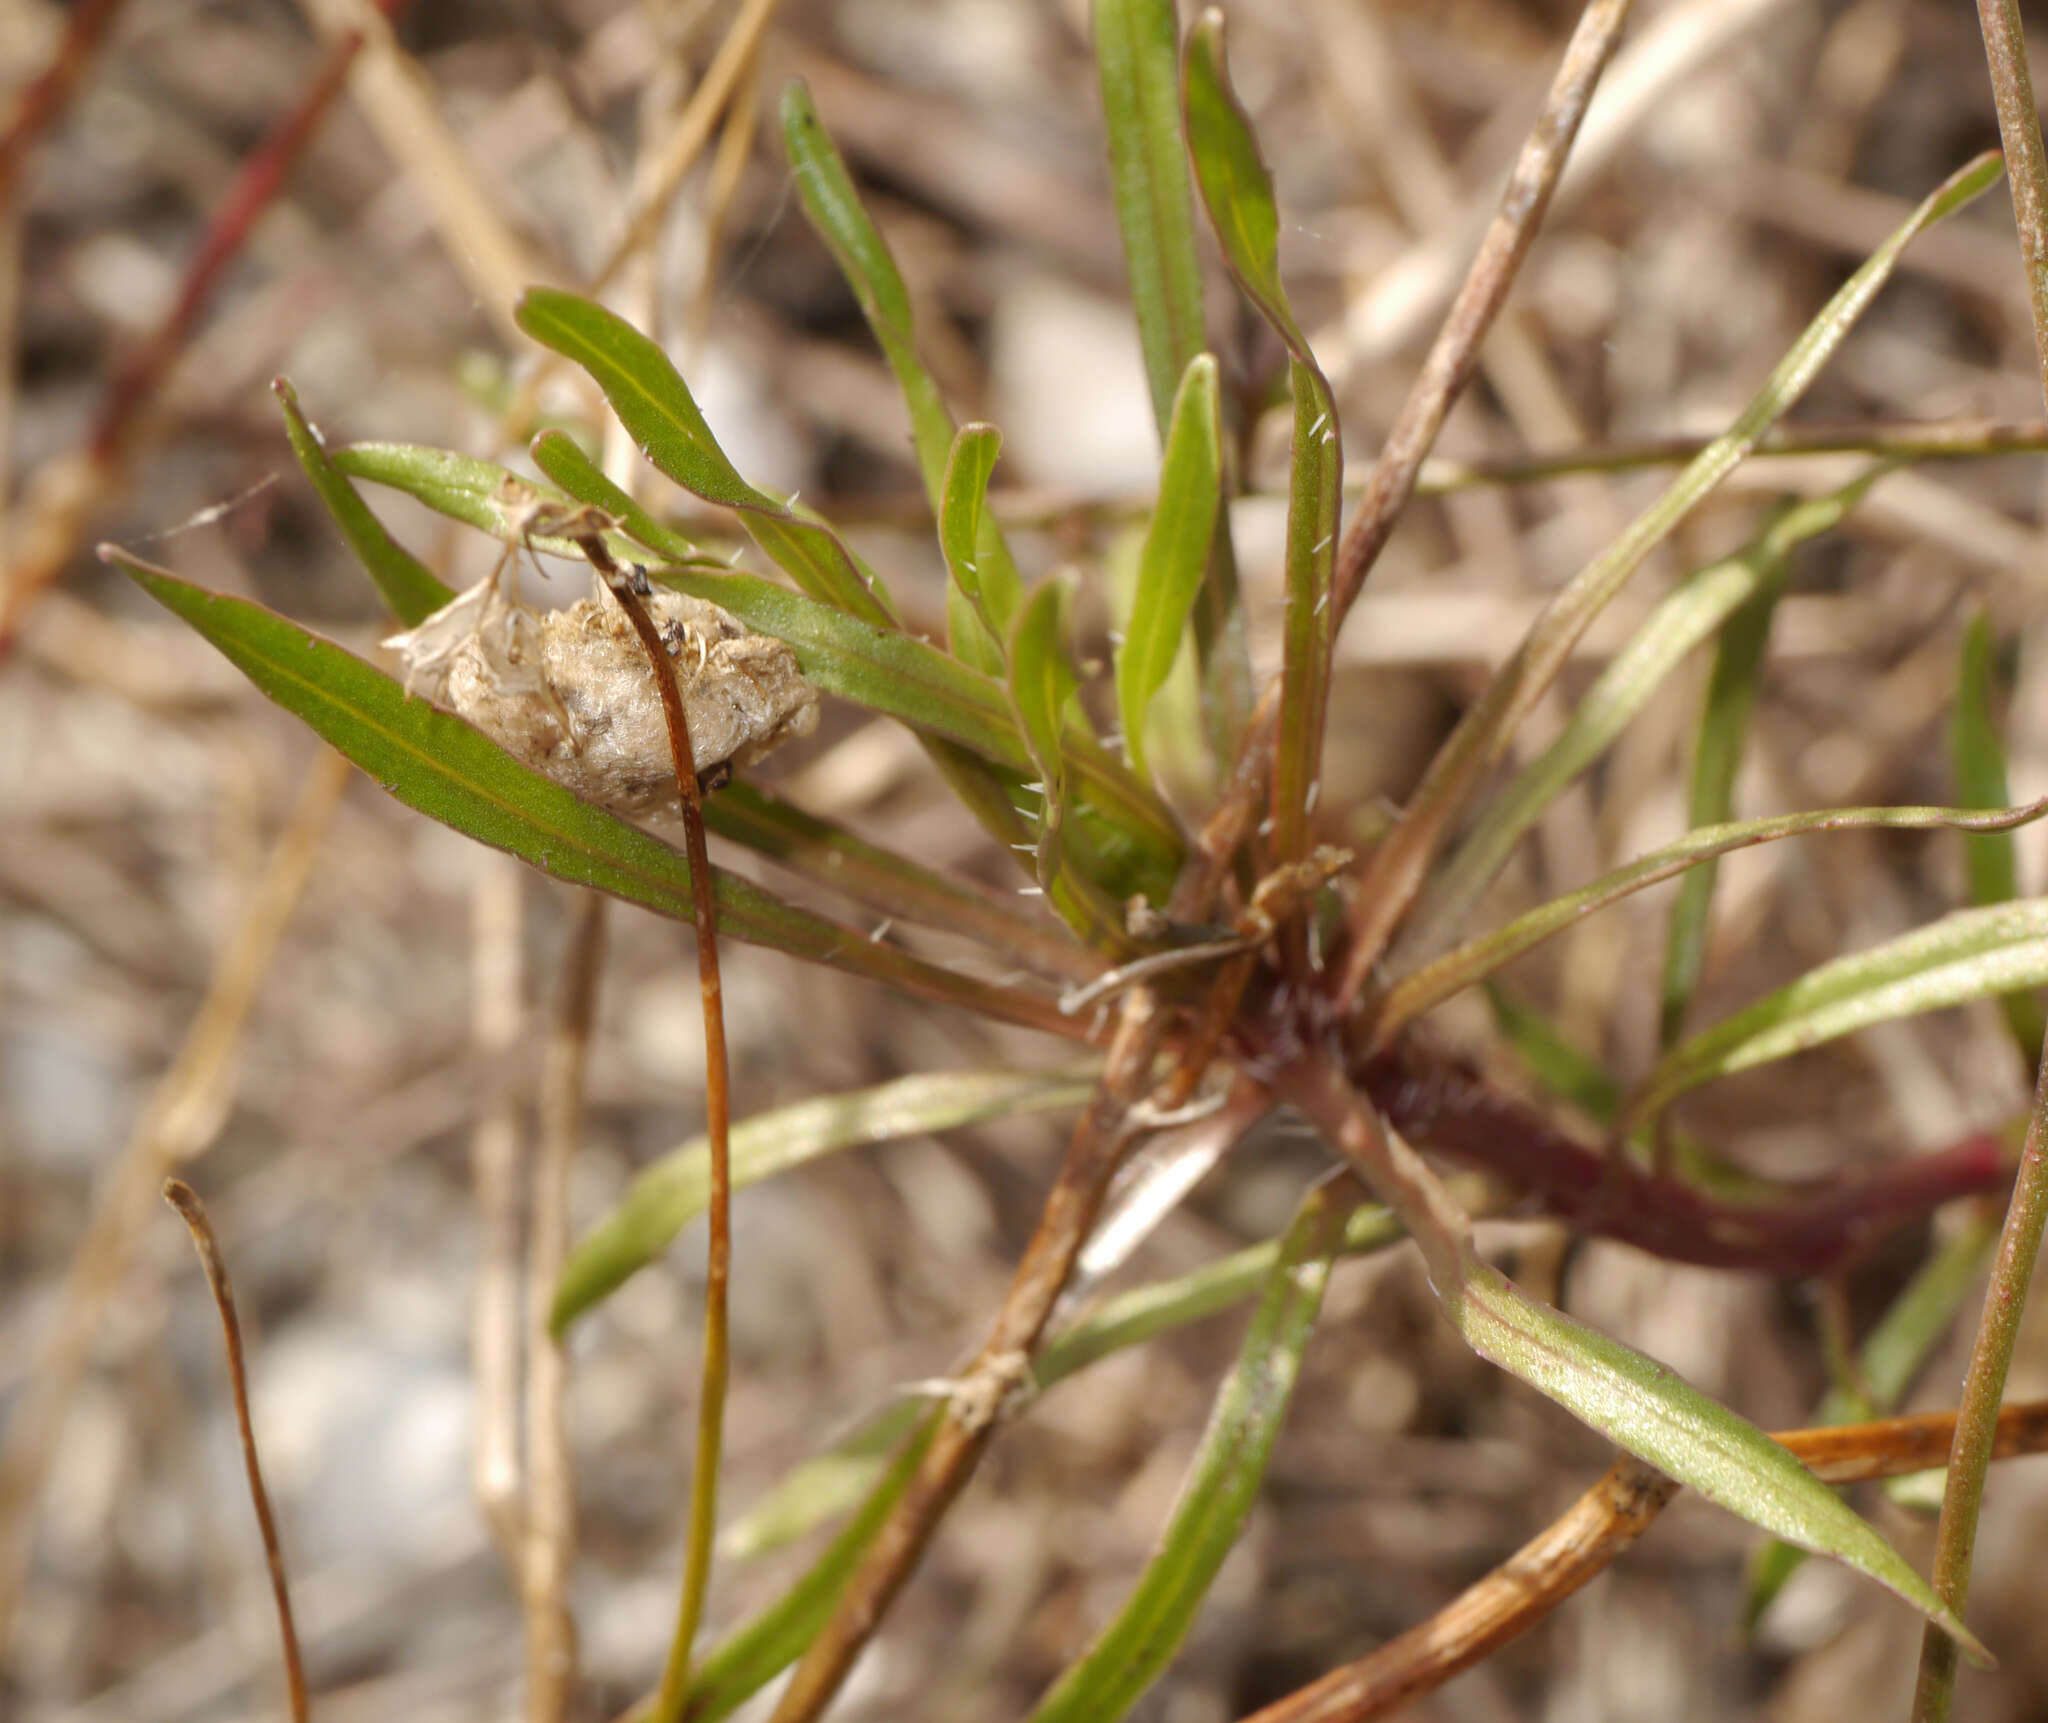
[0, 0, 129, 212]
[0, 5, 409, 651]
[1355, 1039, 2012, 1278]
[1190, 0, 1635, 946]
[766, 989, 1170, 1722]
[162, 1179, 309, 1723]
[1243, 1398, 2048, 1723]
[582, 543, 734, 1723]
[1910, 16, 2048, 1717]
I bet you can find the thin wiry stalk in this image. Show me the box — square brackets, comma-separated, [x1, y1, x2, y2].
[766, 989, 1171, 1723]
[1186, 0, 1634, 913]
[0, 748, 349, 1648]
[1243, 1399, 2048, 1723]
[1911, 16, 2048, 1717]
[581, 544, 737, 1723]
[162, 1180, 309, 1723]
[1912, 1044, 2048, 1722]
[0, 0, 129, 210]
[526, 892, 605, 1723]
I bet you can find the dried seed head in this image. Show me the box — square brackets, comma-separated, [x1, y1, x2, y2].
[387, 576, 819, 813]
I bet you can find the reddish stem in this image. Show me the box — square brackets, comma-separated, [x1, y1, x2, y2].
[1356, 1040, 2009, 1277]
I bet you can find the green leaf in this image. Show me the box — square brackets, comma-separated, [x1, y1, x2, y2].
[1629, 896, 2048, 1129]
[1953, 610, 2048, 1059]
[683, 1418, 938, 1723]
[1351, 157, 2003, 974]
[703, 780, 1101, 984]
[1445, 1249, 1987, 1662]
[1185, 11, 1339, 861]
[1660, 534, 1793, 1047]
[514, 286, 895, 624]
[273, 379, 451, 628]
[937, 423, 1011, 674]
[1399, 472, 1887, 966]
[1010, 575, 1136, 949]
[1116, 354, 1221, 783]
[522, 427, 707, 565]
[1380, 801, 2048, 1036]
[1095, 0, 1208, 435]
[1024, 1180, 1351, 1723]
[553, 1062, 1103, 1331]
[655, 565, 1184, 899]
[110, 553, 1076, 1041]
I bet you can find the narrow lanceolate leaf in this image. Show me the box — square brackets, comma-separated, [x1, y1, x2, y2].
[1953, 610, 2047, 1058]
[1380, 799, 2048, 1036]
[1010, 576, 1136, 951]
[1096, 0, 1207, 435]
[781, 81, 1027, 632]
[938, 423, 1011, 674]
[684, 1419, 938, 1723]
[552, 1062, 1103, 1331]
[1661, 535, 1793, 1047]
[274, 379, 451, 628]
[514, 287, 894, 624]
[1446, 1249, 1987, 1663]
[1484, 982, 1623, 1126]
[1024, 1181, 1351, 1723]
[1399, 474, 1884, 969]
[111, 554, 1077, 1041]
[1117, 354, 1222, 783]
[1288, 1057, 1988, 1664]
[329, 441, 578, 553]
[1746, 1213, 2003, 1626]
[1344, 156, 2004, 994]
[1628, 895, 2048, 1130]
[703, 781, 1102, 984]
[523, 428, 707, 565]
[1185, 11, 1339, 863]
[654, 566, 1184, 898]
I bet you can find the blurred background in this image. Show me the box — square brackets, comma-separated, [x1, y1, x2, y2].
[7, 0, 2048, 1718]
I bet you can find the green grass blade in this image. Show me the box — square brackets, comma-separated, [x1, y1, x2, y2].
[1095, 0, 1208, 435]
[1628, 896, 2048, 1129]
[1347, 156, 2003, 981]
[1397, 471, 1887, 967]
[781, 80, 1027, 634]
[1953, 610, 2048, 1058]
[552, 1062, 1104, 1331]
[523, 427, 708, 565]
[274, 379, 451, 628]
[1023, 1179, 1351, 1723]
[1445, 1248, 1988, 1663]
[1185, 11, 1339, 863]
[1660, 536, 1793, 1047]
[1384, 801, 2048, 1036]
[1116, 354, 1221, 782]
[514, 287, 895, 624]
[111, 553, 1074, 1040]
[1010, 575, 1136, 950]
[937, 423, 1010, 674]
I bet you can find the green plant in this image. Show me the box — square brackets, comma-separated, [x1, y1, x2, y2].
[102, 3, 2048, 1719]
